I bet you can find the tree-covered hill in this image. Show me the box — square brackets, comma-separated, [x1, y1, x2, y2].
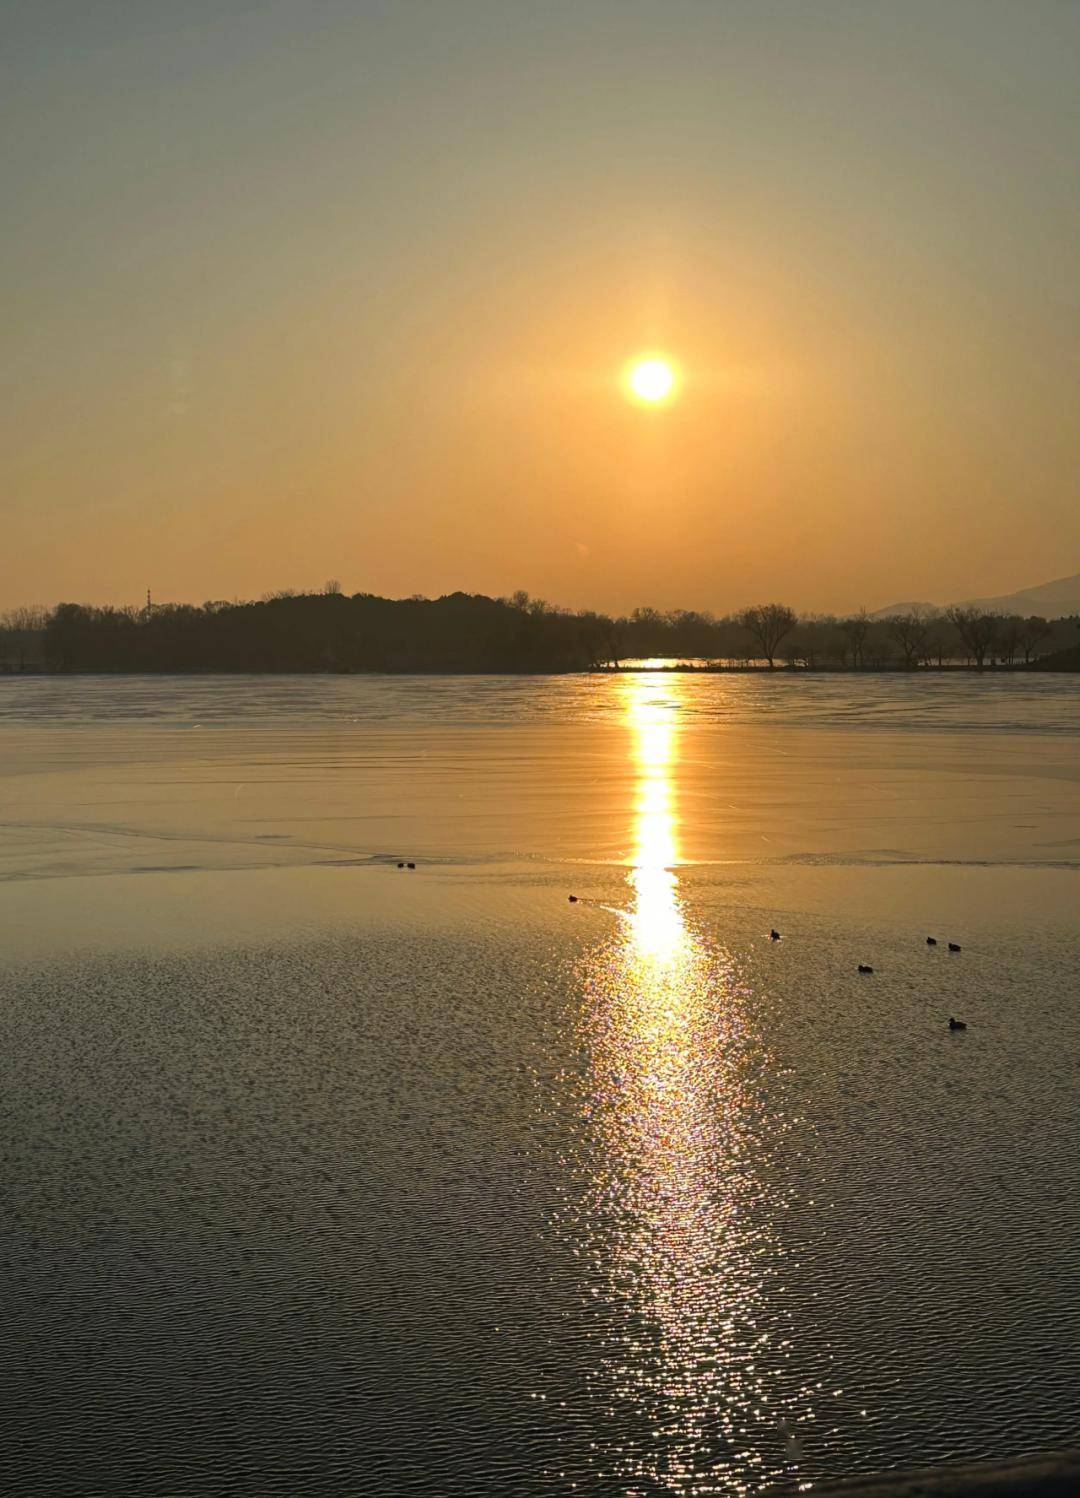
[41, 590, 617, 674]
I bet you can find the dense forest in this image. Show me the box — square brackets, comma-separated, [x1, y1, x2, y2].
[0, 590, 1077, 674]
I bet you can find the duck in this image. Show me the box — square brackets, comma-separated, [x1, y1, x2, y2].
[858, 964, 874, 974]
[568, 894, 579, 903]
[770, 929, 781, 941]
[948, 1016, 967, 1031]
[396, 861, 405, 869]
[926, 936, 937, 946]
[406, 861, 416, 870]
[948, 942, 961, 952]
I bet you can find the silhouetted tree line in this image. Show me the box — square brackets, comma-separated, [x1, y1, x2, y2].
[1, 590, 1075, 674]
[609, 601, 1075, 670]
[36, 591, 614, 674]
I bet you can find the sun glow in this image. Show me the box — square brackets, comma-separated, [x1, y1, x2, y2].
[626, 356, 677, 404]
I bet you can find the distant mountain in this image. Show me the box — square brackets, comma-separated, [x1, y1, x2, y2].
[957, 571, 1080, 617]
[869, 600, 939, 620]
[874, 571, 1080, 620]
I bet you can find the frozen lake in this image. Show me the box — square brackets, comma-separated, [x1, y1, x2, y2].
[0, 673, 1077, 1493]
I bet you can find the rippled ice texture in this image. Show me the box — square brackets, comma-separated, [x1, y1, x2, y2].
[0, 673, 1077, 1495]
[4, 669, 1079, 731]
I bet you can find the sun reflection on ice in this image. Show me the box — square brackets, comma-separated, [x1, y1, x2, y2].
[573, 673, 800, 1493]
[627, 680, 683, 963]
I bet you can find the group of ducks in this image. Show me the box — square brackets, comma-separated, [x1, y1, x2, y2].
[566, 897, 971, 1032]
[396, 860, 417, 870]
[768, 927, 969, 1030]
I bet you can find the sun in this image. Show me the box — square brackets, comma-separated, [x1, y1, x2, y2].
[626, 356, 677, 404]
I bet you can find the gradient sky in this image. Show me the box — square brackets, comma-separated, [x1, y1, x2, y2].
[4, 0, 1078, 615]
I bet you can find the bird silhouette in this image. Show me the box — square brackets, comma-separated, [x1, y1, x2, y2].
[948, 1017, 967, 1031]
[948, 942, 961, 952]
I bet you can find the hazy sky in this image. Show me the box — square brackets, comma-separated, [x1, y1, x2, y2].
[4, 1, 1078, 615]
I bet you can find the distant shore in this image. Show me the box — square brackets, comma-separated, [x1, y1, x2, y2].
[5, 590, 1077, 676]
[1, 660, 1076, 677]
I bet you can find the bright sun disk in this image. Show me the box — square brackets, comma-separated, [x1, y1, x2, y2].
[628, 357, 676, 403]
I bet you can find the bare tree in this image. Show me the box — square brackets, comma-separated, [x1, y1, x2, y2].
[839, 608, 871, 669]
[0, 605, 49, 669]
[945, 606, 1000, 669]
[924, 620, 951, 668]
[1017, 615, 1052, 663]
[4, 605, 46, 630]
[997, 614, 1023, 666]
[785, 614, 836, 669]
[323, 579, 342, 596]
[887, 608, 930, 668]
[737, 603, 797, 668]
[602, 618, 624, 669]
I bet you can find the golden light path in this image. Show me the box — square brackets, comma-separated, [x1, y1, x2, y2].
[574, 673, 797, 1493]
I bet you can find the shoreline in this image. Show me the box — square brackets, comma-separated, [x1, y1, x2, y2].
[1, 661, 1075, 677]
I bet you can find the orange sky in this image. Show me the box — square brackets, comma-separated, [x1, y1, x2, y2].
[4, 1, 1078, 615]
